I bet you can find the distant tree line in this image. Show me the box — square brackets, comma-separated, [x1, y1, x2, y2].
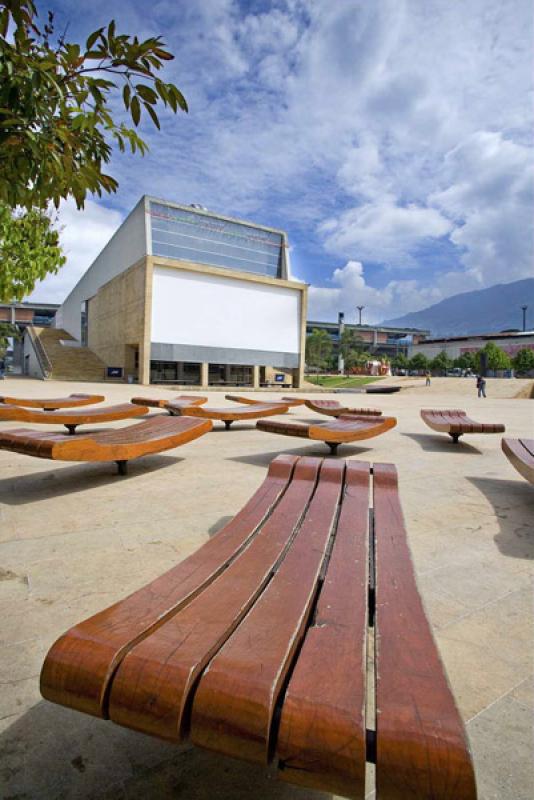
[391, 342, 534, 375]
[306, 329, 534, 377]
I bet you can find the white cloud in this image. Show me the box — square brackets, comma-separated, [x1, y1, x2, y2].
[29, 199, 123, 304]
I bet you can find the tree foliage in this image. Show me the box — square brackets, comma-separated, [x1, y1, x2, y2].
[306, 329, 333, 371]
[0, 0, 188, 209]
[512, 348, 534, 374]
[409, 352, 429, 371]
[430, 350, 452, 373]
[0, 204, 65, 301]
[454, 351, 477, 371]
[339, 328, 366, 359]
[392, 352, 409, 370]
[479, 342, 511, 371]
[344, 348, 370, 370]
[0, 321, 19, 358]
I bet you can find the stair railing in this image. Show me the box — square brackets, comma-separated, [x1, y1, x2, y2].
[27, 325, 53, 378]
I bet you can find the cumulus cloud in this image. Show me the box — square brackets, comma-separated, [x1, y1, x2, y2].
[29, 199, 123, 303]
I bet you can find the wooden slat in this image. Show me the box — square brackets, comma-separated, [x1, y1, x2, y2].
[106, 457, 322, 740]
[373, 463, 477, 799]
[421, 409, 505, 437]
[257, 415, 397, 449]
[226, 394, 304, 408]
[0, 416, 211, 463]
[131, 395, 207, 409]
[40, 454, 299, 717]
[169, 402, 289, 422]
[190, 459, 344, 764]
[0, 402, 148, 429]
[502, 437, 534, 484]
[276, 460, 370, 799]
[305, 399, 382, 417]
[0, 393, 104, 409]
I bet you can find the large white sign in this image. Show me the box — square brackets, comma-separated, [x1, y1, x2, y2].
[151, 266, 301, 353]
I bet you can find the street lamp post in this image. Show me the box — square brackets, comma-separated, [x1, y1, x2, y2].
[356, 305, 365, 326]
[521, 305, 528, 332]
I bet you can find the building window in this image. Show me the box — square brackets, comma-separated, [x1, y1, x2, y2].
[149, 201, 283, 278]
[150, 360, 201, 385]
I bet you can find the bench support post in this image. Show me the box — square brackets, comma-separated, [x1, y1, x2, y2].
[224, 420, 233, 431]
[115, 460, 128, 476]
[449, 432, 462, 444]
[327, 442, 339, 455]
[65, 424, 77, 436]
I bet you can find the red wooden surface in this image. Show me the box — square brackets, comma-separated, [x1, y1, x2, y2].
[107, 458, 320, 740]
[190, 459, 344, 763]
[305, 399, 382, 417]
[275, 460, 369, 799]
[373, 463, 477, 799]
[40, 455, 298, 716]
[169, 402, 289, 423]
[131, 395, 207, 409]
[502, 437, 534, 484]
[0, 393, 105, 409]
[0, 402, 148, 430]
[421, 409, 505, 437]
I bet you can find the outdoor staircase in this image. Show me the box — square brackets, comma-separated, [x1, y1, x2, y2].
[29, 327, 107, 382]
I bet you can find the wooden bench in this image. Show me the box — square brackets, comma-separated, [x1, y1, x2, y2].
[0, 393, 105, 410]
[421, 409, 505, 443]
[0, 402, 148, 434]
[257, 414, 396, 454]
[0, 416, 212, 474]
[226, 393, 304, 408]
[305, 399, 382, 417]
[502, 438, 534, 484]
[168, 402, 289, 430]
[40, 456, 477, 798]
[365, 385, 401, 394]
[131, 395, 207, 411]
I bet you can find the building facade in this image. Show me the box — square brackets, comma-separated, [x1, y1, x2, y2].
[56, 197, 307, 387]
[408, 330, 534, 360]
[306, 319, 429, 361]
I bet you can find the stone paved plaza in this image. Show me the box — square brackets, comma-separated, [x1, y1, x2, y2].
[0, 377, 533, 799]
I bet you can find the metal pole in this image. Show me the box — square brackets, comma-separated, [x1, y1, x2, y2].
[338, 312, 345, 374]
[521, 305, 528, 332]
[357, 305, 365, 326]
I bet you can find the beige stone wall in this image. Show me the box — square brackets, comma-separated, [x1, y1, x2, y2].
[87, 258, 147, 380]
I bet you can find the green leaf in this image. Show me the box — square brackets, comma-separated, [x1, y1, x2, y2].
[122, 84, 131, 109]
[136, 84, 157, 104]
[130, 95, 140, 126]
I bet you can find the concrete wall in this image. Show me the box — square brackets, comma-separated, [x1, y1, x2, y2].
[87, 260, 147, 380]
[56, 198, 148, 341]
[150, 263, 303, 369]
[22, 333, 44, 379]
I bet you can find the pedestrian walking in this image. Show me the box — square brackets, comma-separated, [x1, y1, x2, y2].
[425, 370, 431, 387]
[476, 375, 487, 398]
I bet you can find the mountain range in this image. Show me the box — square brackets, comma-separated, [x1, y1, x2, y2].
[382, 278, 534, 337]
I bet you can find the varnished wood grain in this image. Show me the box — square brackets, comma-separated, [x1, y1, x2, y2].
[257, 414, 396, 451]
[305, 399, 382, 417]
[107, 458, 321, 740]
[0, 401, 148, 432]
[276, 460, 370, 799]
[191, 459, 344, 764]
[0, 415, 211, 467]
[131, 395, 207, 410]
[502, 437, 534, 484]
[40, 455, 297, 716]
[421, 409, 505, 441]
[0, 393, 105, 410]
[169, 402, 289, 426]
[373, 463, 477, 799]
[226, 394, 304, 407]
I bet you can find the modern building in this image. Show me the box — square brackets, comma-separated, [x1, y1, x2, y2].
[52, 197, 307, 387]
[1, 301, 59, 373]
[306, 318, 429, 361]
[408, 330, 534, 360]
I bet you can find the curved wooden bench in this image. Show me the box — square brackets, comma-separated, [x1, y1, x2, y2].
[502, 438, 534, 484]
[0, 415, 212, 475]
[305, 399, 382, 417]
[0, 402, 148, 434]
[257, 414, 396, 454]
[365, 385, 401, 394]
[168, 402, 289, 430]
[0, 393, 105, 410]
[226, 394, 304, 408]
[421, 409, 505, 443]
[41, 456, 477, 798]
[131, 395, 207, 411]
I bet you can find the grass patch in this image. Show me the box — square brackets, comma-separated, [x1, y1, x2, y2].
[305, 375, 382, 389]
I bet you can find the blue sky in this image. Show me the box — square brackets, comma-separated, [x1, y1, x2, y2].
[31, 0, 534, 323]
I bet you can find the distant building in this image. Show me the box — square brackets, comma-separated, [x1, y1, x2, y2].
[306, 320, 429, 360]
[408, 330, 534, 360]
[48, 197, 307, 387]
[0, 301, 59, 373]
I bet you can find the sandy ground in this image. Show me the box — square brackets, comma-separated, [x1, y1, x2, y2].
[0, 377, 533, 800]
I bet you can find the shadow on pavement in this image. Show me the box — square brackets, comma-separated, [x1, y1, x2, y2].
[468, 475, 534, 560]
[402, 432, 482, 454]
[0, 700, 331, 800]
